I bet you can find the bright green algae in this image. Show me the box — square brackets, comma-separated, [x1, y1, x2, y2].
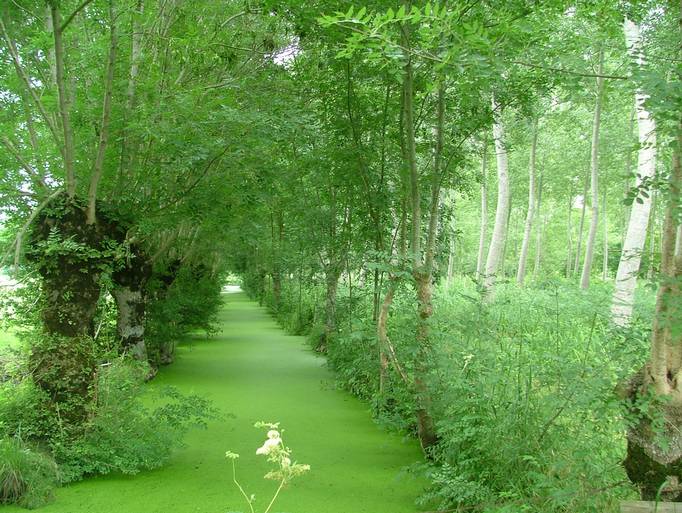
[2, 292, 424, 513]
[0, 330, 19, 349]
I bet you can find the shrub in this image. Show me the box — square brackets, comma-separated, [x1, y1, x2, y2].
[258, 274, 654, 512]
[0, 380, 51, 441]
[51, 358, 216, 482]
[0, 437, 58, 509]
[146, 266, 223, 365]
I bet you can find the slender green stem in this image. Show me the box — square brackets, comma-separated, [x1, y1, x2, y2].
[231, 460, 255, 513]
[263, 479, 286, 513]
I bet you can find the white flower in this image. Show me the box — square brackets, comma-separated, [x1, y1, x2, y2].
[256, 436, 282, 455]
[281, 457, 291, 467]
[267, 430, 280, 439]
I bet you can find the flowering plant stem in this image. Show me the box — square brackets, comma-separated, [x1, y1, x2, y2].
[231, 459, 255, 513]
[263, 480, 285, 513]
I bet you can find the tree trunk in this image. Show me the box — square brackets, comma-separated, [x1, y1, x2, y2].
[483, 96, 510, 297]
[574, 169, 589, 276]
[112, 288, 146, 360]
[378, 204, 408, 395]
[532, 175, 544, 281]
[580, 48, 605, 289]
[446, 190, 456, 287]
[323, 266, 340, 346]
[501, 196, 513, 279]
[566, 187, 574, 277]
[271, 209, 283, 311]
[622, 107, 636, 245]
[50, 4, 76, 197]
[611, 19, 658, 327]
[624, 122, 682, 501]
[603, 188, 609, 281]
[401, 24, 439, 452]
[112, 246, 152, 361]
[414, 270, 438, 450]
[27, 196, 119, 425]
[517, 119, 538, 285]
[377, 282, 394, 394]
[647, 191, 658, 281]
[475, 144, 488, 281]
[118, 0, 144, 188]
[377, 276, 410, 394]
[272, 271, 282, 310]
[446, 239, 455, 286]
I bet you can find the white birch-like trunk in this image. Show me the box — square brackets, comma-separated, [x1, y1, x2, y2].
[475, 146, 488, 281]
[611, 19, 657, 327]
[517, 119, 537, 285]
[573, 171, 589, 275]
[566, 191, 573, 277]
[533, 213, 547, 282]
[580, 49, 605, 289]
[532, 175, 544, 280]
[483, 97, 510, 296]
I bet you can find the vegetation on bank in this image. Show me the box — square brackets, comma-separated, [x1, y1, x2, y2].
[0, 272, 222, 508]
[0, 0, 680, 511]
[247, 275, 656, 512]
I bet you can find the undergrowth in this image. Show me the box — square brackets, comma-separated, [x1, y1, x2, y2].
[251, 274, 654, 513]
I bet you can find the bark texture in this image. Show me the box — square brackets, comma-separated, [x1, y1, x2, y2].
[517, 119, 537, 285]
[580, 49, 605, 289]
[483, 97, 510, 296]
[112, 246, 153, 360]
[624, 86, 682, 500]
[27, 194, 122, 424]
[611, 19, 658, 327]
[475, 146, 488, 281]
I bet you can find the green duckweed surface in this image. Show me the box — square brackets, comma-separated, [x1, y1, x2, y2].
[2, 291, 424, 513]
[0, 330, 19, 349]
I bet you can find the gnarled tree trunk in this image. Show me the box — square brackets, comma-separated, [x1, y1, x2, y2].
[112, 246, 152, 361]
[27, 195, 120, 425]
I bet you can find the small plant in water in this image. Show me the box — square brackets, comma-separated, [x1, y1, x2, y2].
[226, 421, 310, 513]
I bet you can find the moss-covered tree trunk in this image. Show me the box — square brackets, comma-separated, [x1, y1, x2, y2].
[113, 246, 152, 361]
[27, 196, 119, 425]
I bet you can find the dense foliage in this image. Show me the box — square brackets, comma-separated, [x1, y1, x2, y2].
[249, 273, 657, 511]
[1, 0, 680, 510]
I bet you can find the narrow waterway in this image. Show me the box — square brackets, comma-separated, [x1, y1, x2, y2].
[7, 291, 424, 513]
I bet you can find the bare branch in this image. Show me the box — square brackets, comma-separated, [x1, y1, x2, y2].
[8, 189, 63, 274]
[60, 0, 96, 32]
[511, 60, 628, 80]
[49, 4, 77, 197]
[0, 136, 47, 190]
[152, 144, 232, 214]
[87, 0, 117, 224]
[0, 17, 65, 158]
